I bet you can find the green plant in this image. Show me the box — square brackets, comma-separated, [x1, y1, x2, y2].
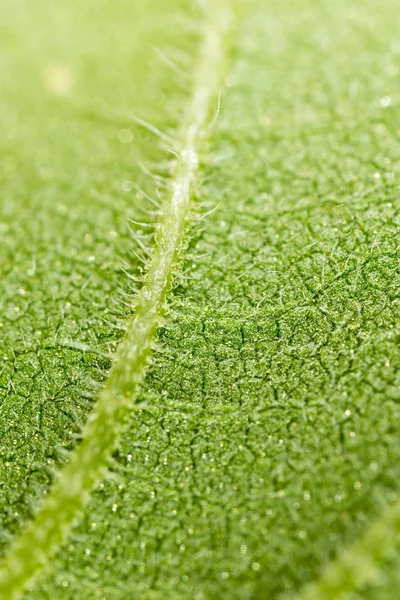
[0, 0, 399, 598]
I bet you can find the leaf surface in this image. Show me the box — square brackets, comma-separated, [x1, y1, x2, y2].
[0, 0, 400, 599]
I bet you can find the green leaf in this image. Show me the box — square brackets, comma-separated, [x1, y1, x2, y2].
[1, 0, 400, 599]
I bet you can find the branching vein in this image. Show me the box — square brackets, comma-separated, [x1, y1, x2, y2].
[292, 496, 400, 600]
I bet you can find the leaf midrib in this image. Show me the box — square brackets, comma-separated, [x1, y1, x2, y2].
[0, 4, 230, 599]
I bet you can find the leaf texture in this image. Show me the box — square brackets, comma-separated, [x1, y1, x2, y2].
[0, 0, 400, 598]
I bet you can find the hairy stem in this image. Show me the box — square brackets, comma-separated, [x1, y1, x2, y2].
[0, 4, 231, 599]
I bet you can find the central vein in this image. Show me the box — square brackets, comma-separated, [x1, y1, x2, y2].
[0, 4, 231, 599]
